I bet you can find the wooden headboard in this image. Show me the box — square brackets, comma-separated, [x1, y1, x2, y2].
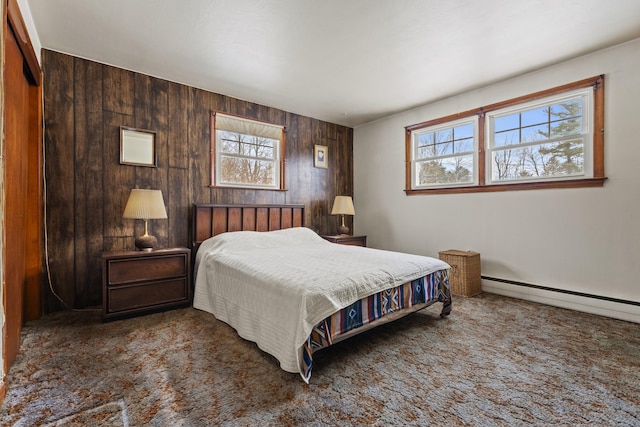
[192, 204, 305, 248]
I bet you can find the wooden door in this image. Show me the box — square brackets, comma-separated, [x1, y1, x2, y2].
[3, 0, 42, 378]
[4, 20, 30, 372]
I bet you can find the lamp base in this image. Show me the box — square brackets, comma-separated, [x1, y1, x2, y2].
[337, 225, 350, 235]
[135, 234, 157, 251]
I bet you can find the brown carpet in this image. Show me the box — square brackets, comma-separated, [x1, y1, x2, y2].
[1, 293, 638, 426]
[42, 400, 127, 426]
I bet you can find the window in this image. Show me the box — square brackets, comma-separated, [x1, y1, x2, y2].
[211, 112, 286, 189]
[487, 89, 591, 184]
[410, 117, 478, 189]
[405, 75, 605, 194]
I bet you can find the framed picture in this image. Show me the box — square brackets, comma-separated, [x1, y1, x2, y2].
[120, 127, 157, 167]
[314, 145, 328, 168]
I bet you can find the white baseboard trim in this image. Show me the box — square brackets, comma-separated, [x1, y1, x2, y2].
[482, 278, 640, 324]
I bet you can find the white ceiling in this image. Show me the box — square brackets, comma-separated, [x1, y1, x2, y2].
[26, 0, 640, 128]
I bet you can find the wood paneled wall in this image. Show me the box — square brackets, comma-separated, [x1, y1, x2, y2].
[42, 50, 353, 312]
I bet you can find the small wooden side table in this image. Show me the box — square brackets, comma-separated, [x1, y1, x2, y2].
[322, 234, 367, 247]
[102, 247, 191, 320]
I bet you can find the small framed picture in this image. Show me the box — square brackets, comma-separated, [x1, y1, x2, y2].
[120, 127, 157, 167]
[314, 145, 328, 168]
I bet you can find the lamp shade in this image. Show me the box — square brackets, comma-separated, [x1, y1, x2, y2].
[123, 189, 167, 220]
[331, 196, 355, 216]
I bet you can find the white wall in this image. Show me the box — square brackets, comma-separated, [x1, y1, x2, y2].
[354, 38, 640, 322]
[17, 0, 42, 63]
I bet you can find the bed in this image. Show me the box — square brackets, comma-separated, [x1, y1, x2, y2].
[192, 204, 452, 382]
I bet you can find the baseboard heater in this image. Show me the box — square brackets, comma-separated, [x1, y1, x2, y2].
[481, 275, 640, 308]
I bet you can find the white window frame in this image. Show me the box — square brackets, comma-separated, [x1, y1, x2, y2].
[211, 112, 285, 190]
[485, 87, 593, 185]
[410, 116, 479, 189]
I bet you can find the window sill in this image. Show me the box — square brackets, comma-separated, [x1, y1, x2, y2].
[405, 177, 607, 195]
[209, 185, 288, 191]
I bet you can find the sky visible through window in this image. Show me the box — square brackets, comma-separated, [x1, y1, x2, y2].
[493, 98, 583, 147]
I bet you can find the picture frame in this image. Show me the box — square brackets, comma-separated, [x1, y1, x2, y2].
[120, 127, 157, 167]
[314, 144, 328, 168]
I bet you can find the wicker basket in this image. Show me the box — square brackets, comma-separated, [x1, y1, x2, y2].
[439, 250, 481, 297]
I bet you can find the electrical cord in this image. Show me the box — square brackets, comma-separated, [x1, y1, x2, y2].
[41, 100, 100, 313]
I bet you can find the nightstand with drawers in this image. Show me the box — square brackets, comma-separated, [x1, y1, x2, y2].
[102, 247, 191, 320]
[321, 234, 367, 247]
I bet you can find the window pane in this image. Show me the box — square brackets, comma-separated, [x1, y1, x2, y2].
[417, 124, 474, 158]
[220, 156, 275, 185]
[219, 132, 275, 159]
[417, 132, 435, 147]
[492, 97, 585, 150]
[454, 124, 474, 139]
[437, 141, 454, 156]
[239, 136, 275, 158]
[491, 139, 584, 181]
[551, 99, 582, 119]
[417, 155, 473, 185]
[492, 147, 538, 181]
[536, 139, 584, 175]
[220, 134, 245, 155]
[494, 129, 519, 147]
[551, 118, 582, 137]
[494, 114, 519, 132]
[521, 123, 549, 142]
[221, 138, 240, 154]
[521, 107, 548, 127]
[435, 129, 453, 143]
[455, 137, 474, 153]
[418, 144, 436, 159]
[417, 138, 452, 157]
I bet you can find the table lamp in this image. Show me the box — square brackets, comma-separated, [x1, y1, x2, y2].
[331, 195, 355, 235]
[123, 189, 167, 251]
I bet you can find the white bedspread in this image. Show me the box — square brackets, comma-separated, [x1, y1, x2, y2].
[192, 227, 449, 379]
